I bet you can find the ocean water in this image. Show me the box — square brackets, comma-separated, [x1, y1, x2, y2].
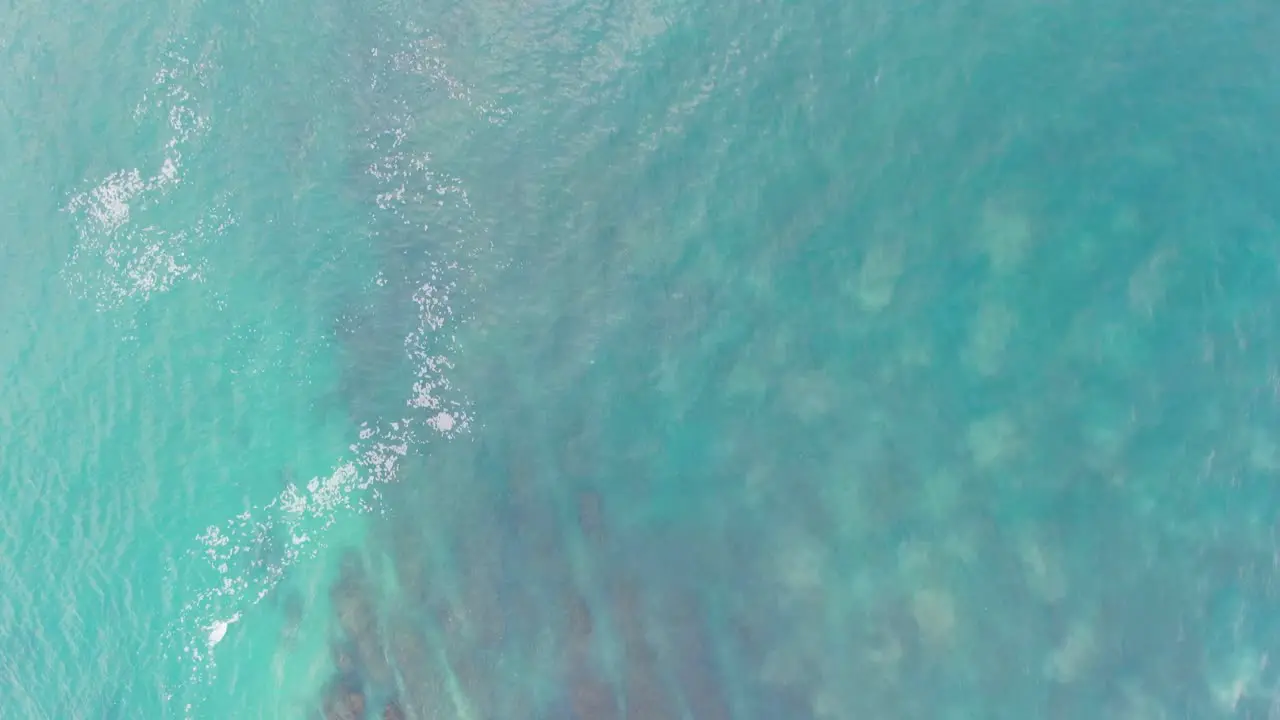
[3, 0, 1280, 717]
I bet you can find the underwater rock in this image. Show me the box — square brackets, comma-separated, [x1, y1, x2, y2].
[610, 579, 681, 719]
[386, 496, 433, 604]
[966, 412, 1019, 468]
[1044, 618, 1097, 684]
[330, 549, 393, 688]
[656, 590, 731, 720]
[559, 582, 616, 719]
[279, 587, 305, 649]
[382, 699, 406, 720]
[911, 587, 956, 649]
[319, 673, 366, 720]
[387, 618, 452, 720]
[454, 519, 507, 649]
[560, 408, 599, 481]
[330, 638, 359, 676]
[719, 599, 820, 720]
[1127, 248, 1177, 318]
[781, 370, 838, 423]
[852, 234, 906, 312]
[576, 489, 606, 544]
[438, 598, 504, 720]
[977, 195, 1033, 273]
[962, 298, 1017, 377]
[332, 553, 378, 632]
[567, 664, 618, 720]
[1015, 532, 1067, 605]
[566, 591, 594, 648]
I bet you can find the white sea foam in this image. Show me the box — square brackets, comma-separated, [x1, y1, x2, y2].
[160, 28, 482, 717]
[62, 41, 229, 312]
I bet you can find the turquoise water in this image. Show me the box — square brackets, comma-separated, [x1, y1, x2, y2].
[4, 0, 1280, 717]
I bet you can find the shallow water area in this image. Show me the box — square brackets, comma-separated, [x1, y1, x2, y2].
[4, 0, 1280, 718]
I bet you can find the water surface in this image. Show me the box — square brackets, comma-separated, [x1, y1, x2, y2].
[3, 0, 1280, 717]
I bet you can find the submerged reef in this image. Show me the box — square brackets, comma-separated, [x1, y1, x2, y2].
[318, 671, 365, 720]
[312, 68, 1280, 715]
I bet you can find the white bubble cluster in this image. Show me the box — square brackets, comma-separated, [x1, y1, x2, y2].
[162, 27, 482, 717]
[62, 40, 231, 312]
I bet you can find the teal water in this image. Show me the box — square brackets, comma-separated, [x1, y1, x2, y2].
[4, 0, 1280, 717]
